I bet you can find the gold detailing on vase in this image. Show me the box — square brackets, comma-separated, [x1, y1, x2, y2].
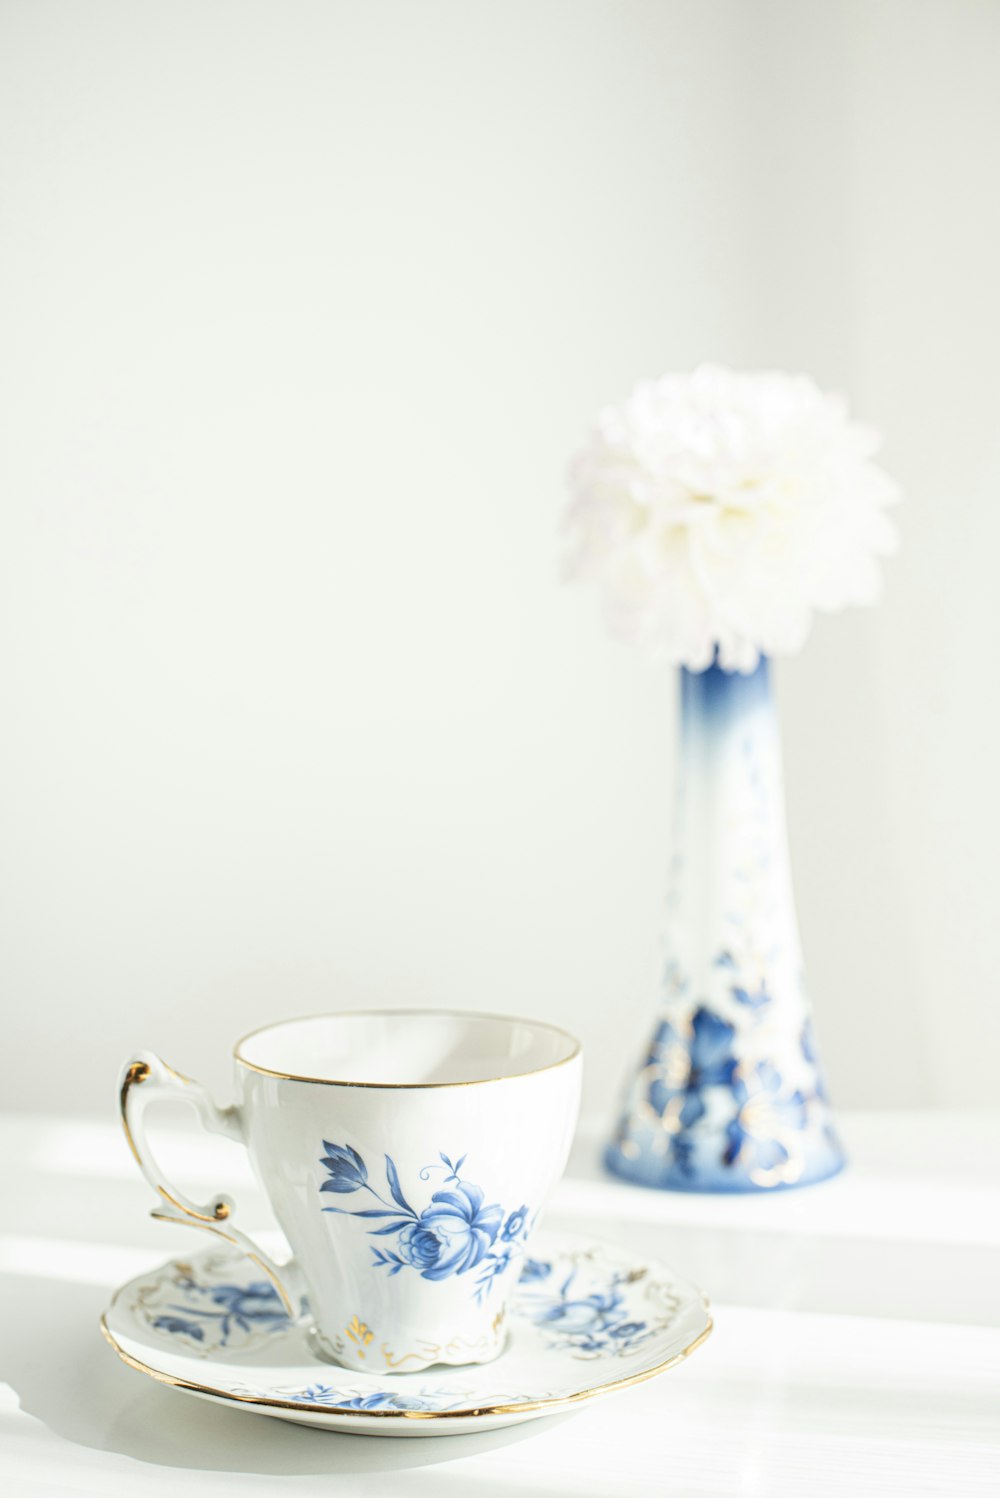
[748, 1144, 804, 1189]
[732, 1091, 805, 1189]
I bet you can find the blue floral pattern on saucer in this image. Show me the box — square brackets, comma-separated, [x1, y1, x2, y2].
[512, 1256, 657, 1358]
[133, 1243, 679, 1373]
[131, 1258, 297, 1352]
[106, 1234, 711, 1431]
[149, 1276, 291, 1347]
[292, 1384, 468, 1412]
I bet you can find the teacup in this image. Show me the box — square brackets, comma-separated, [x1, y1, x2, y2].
[118, 1009, 581, 1373]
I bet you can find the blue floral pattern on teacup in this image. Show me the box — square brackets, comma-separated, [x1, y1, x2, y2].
[319, 1146, 531, 1301]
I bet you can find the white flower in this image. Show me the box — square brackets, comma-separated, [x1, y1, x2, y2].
[564, 365, 900, 672]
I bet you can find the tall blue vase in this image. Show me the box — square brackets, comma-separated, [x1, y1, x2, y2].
[606, 658, 845, 1192]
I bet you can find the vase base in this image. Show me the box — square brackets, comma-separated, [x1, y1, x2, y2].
[603, 1140, 846, 1195]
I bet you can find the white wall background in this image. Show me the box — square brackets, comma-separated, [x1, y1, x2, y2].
[2, 0, 998, 1121]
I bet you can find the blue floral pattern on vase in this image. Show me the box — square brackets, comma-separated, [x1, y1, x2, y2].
[606, 657, 846, 1193]
[319, 1146, 531, 1300]
[646, 1007, 737, 1126]
[621, 1000, 822, 1189]
[724, 1059, 809, 1182]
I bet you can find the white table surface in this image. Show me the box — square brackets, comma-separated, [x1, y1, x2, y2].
[1, 1109, 998, 1497]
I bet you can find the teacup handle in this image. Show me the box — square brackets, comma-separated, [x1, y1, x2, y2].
[118, 1051, 299, 1316]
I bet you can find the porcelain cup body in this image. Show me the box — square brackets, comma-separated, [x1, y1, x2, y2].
[120, 1010, 581, 1374]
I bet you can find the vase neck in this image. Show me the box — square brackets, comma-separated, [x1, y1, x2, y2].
[665, 650, 800, 1004]
[680, 656, 773, 736]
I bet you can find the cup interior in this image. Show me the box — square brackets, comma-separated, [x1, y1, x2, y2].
[235, 1009, 579, 1086]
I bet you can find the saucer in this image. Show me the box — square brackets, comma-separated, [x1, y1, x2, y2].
[101, 1231, 712, 1436]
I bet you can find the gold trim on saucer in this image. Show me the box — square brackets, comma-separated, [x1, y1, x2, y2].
[233, 1009, 582, 1090]
[99, 1314, 713, 1421]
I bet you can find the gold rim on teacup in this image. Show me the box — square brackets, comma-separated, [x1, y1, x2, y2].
[232, 1008, 582, 1089]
